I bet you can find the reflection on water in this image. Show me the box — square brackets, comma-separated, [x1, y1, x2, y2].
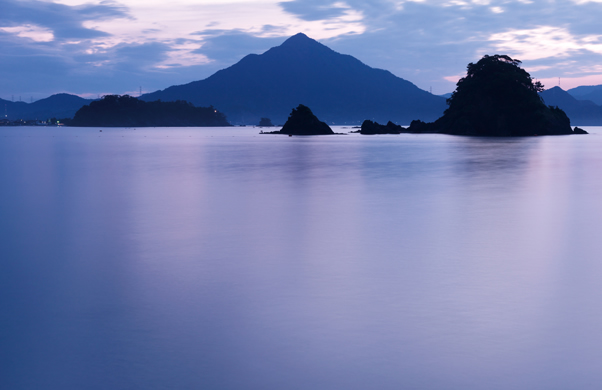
[1, 127, 602, 389]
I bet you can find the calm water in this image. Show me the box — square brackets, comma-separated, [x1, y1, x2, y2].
[2, 126, 602, 389]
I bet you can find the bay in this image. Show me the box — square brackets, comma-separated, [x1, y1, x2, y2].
[1, 125, 602, 389]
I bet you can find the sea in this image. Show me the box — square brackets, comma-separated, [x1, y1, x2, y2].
[1, 125, 602, 390]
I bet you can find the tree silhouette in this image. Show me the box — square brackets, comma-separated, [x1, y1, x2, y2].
[70, 95, 230, 127]
[258, 117, 273, 126]
[409, 54, 574, 136]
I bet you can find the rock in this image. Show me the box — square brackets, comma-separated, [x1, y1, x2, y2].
[279, 105, 334, 135]
[573, 126, 589, 134]
[406, 119, 438, 134]
[360, 120, 405, 134]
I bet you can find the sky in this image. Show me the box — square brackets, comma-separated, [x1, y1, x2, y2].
[2, 0, 602, 101]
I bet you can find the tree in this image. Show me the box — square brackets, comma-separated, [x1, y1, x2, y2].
[426, 54, 573, 136]
[258, 117, 273, 126]
[70, 95, 231, 127]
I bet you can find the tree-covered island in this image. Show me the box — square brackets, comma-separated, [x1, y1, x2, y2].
[258, 117, 274, 127]
[360, 55, 587, 136]
[70, 95, 230, 127]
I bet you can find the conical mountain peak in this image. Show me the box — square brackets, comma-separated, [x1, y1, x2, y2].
[276, 32, 331, 52]
[142, 33, 447, 125]
[281, 33, 312, 44]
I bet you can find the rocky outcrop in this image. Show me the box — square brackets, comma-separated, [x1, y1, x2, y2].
[278, 105, 334, 135]
[360, 120, 404, 134]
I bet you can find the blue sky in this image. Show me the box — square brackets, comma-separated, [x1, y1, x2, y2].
[2, 0, 602, 101]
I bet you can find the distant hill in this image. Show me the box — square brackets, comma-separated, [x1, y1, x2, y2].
[70, 95, 230, 127]
[540, 86, 602, 125]
[141, 33, 447, 125]
[0, 93, 94, 120]
[567, 85, 602, 105]
[0, 99, 28, 120]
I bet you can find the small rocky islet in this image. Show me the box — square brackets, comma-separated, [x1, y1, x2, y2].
[261, 104, 334, 135]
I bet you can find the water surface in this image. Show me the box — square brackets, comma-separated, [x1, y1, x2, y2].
[1, 126, 602, 389]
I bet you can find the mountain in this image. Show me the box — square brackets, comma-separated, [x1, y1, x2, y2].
[0, 99, 28, 120]
[1, 93, 94, 120]
[567, 85, 602, 105]
[540, 86, 602, 125]
[141, 33, 447, 125]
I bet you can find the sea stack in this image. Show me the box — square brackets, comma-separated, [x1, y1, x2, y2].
[279, 104, 334, 135]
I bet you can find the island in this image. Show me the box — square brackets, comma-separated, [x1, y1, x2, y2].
[261, 104, 334, 135]
[359, 120, 403, 134]
[359, 55, 587, 136]
[258, 117, 274, 127]
[70, 95, 230, 127]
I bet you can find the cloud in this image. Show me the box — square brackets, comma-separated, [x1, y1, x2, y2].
[0, 0, 128, 40]
[316, 0, 602, 93]
[444, 74, 464, 83]
[112, 42, 171, 67]
[191, 29, 287, 65]
[488, 26, 602, 60]
[0, 24, 54, 42]
[0, 0, 368, 99]
[279, 0, 353, 21]
[4, 0, 602, 99]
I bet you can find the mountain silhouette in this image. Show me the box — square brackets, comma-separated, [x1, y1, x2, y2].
[540, 86, 602, 125]
[567, 85, 602, 105]
[141, 33, 447, 125]
[1, 93, 94, 120]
